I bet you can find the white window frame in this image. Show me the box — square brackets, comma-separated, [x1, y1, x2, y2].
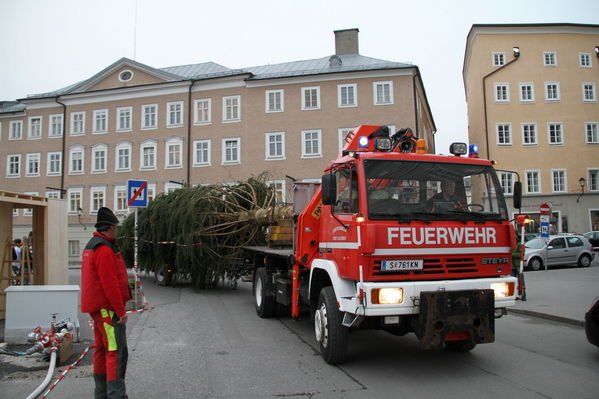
[492, 52, 506, 67]
[91, 144, 108, 174]
[93, 109, 108, 134]
[267, 180, 286, 204]
[499, 172, 514, 196]
[165, 137, 183, 169]
[70, 112, 85, 135]
[222, 96, 241, 122]
[301, 87, 321, 110]
[545, 82, 561, 102]
[337, 83, 357, 108]
[494, 83, 510, 103]
[139, 140, 157, 170]
[28, 116, 42, 140]
[588, 168, 599, 192]
[6, 154, 21, 177]
[338, 127, 355, 152]
[543, 51, 557, 66]
[265, 132, 285, 160]
[147, 183, 156, 202]
[48, 114, 63, 138]
[68, 240, 81, 257]
[23, 192, 38, 216]
[496, 123, 512, 146]
[521, 123, 538, 146]
[194, 98, 212, 124]
[193, 139, 211, 167]
[585, 122, 599, 144]
[141, 104, 158, 129]
[89, 186, 106, 215]
[114, 185, 128, 212]
[26, 153, 40, 177]
[301, 129, 322, 158]
[265, 90, 284, 113]
[222, 138, 241, 165]
[525, 170, 541, 194]
[164, 182, 182, 194]
[551, 169, 567, 193]
[9, 120, 23, 140]
[583, 83, 596, 103]
[519, 82, 535, 103]
[116, 106, 132, 132]
[373, 81, 394, 105]
[547, 122, 564, 145]
[46, 151, 62, 176]
[67, 187, 83, 214]
[115, 142, 132, 172]
[45, 190, 60, 199]
[580, 53, 592, 68]
[69, 146, 84, 175]
[167, 101, 184, 127]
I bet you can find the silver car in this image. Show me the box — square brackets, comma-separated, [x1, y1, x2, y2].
[524, 235, 595, 271]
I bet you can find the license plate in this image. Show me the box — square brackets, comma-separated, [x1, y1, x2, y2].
[381, 259, 423, 271]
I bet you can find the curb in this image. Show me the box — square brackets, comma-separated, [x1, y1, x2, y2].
[508, 308, 585, 327]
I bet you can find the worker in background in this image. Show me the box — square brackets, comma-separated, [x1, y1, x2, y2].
[428, 180, 464, 212]
[81, 207, 131, 399]
[12, 238, 23, 281]
[511, 241, 527, 301]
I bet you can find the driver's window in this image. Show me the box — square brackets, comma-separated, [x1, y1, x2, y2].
[549, 238, 565, 249]
[333, 166, 359, 214]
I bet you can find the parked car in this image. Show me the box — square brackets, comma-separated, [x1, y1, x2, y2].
[523, 235, 595, 271]
[583, 231, 599, 250]
[586, 297, 599, 348]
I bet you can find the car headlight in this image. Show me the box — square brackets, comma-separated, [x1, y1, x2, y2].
[371, 288, 403, 304]
[491, 282, 515, 298]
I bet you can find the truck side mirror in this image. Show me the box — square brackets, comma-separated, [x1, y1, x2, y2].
[513, 181, 522, 209]
[321, 173, 337, 205]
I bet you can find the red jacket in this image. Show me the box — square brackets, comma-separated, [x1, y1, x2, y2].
[81, 232, 131, 318]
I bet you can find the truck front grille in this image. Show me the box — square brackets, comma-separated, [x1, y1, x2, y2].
[372, 257, 478, 278]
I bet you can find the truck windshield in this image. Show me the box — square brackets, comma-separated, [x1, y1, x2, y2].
[363, 160, 508, 222]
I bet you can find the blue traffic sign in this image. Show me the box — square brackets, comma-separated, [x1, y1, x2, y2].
[127, 180, 148, 208]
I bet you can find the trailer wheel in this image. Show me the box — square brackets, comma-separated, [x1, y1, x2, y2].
[444, 340, 476, 352]
[254, 268, 276, 318]
[315, 286, 348, 364]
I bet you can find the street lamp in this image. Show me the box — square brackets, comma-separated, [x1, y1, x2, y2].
[77, 206, 86, 230]
[577, 177, 586, 203]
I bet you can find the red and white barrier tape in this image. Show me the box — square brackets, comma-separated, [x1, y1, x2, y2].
[40, 344, 93, 398]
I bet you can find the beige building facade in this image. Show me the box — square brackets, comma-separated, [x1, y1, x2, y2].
[0, 29, 436, 266]
[463, 23, 599, 234]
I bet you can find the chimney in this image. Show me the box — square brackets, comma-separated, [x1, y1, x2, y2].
[334, 28, 359, 55]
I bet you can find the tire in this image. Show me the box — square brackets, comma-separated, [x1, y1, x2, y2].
[155, 265, 171, 286]
[254, 268, 276, 318]
[314, 286, 349, 365]
[578, 254, 592, 268]
[445, 339, 476, 352]
[528, 257, 543, 271]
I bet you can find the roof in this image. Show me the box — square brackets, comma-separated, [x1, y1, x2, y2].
[0, 101, 26, 114]
[159, 61, 232, 78]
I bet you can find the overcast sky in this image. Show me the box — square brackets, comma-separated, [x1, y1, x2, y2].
[1, 0, 597, 153]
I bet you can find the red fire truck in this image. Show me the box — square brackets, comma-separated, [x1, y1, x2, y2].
[244, 125, 521, 364]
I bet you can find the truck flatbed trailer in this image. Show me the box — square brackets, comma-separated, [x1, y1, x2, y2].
[243, 246, 293, 259]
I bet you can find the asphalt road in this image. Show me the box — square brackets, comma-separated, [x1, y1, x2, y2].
[2, 270, 598, 399]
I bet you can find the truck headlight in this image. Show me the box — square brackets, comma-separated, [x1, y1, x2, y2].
[371, 288, 403, 304]
[491, 282, 514, 298]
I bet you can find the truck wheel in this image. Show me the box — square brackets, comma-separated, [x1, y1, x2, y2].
[254, 268, 276, 318]
[445, 340, 476, 352]
[578, 254, 592, 268]
[315, 286, 348, 364]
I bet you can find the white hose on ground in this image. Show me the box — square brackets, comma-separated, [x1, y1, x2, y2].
[26, 350, 57, 399]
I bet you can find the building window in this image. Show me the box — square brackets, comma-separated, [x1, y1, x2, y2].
[222, 138, 240, 164]
[7, 154, 21, 177]
[525, 171, 541, 194]
[548, 123, 564, 145]
[194, 99, 211, 124]
[90, 187, 106, 214]
[140, 141, 157, 170]
[552, 169, 567, 193]
[92, 145, 107, 173]
[69, 146, 84, 174]
[116, 143, 131, 171]
[338, 128, 354, 151]
[496, 123, 512, 145]
[70, 112, 85, 135]
[26, 153, 40, 177]
[545, 82, 560, 101]
[494, 83, 509, 102]
[499, 172, 514, 195]
[93, 109, 108, 133]
[165, 138, 183, 168]
[222, 96, 241, 121]
[583, 83, 596, 102]
[373, 81, 393, 105]
[586, 122, 599, 144]
[580, 53, 592, 68]
[68, 188, 82, 214]
[47, 152, 62, 176]
[265, 132, 285, 160]
[49, 115, 63, 137]
[147, 184, 156, 202]
[267, 180, 286, 204]
[519, 83, 535, 103]
[193, 140, 211, 167]
[301, 129, 322, 158]
[142, 104, 157, 129]
[28, 116, 42, 139]
[68, 240, 80, 257]
[114, 186, 127, 212]
[492, 52, 506, 66]
[9, 121, 23, 140]
[589, 169, 599, 192]
[302, 87, 321, 110]
[521, 123, 537, 145]
[338, 84, 357, 107]
[117, 107, 132, 131]
[164, 182, 181, 194]
[265, 90, 284, 113]
[543, 51, 557, 66]
[23, 192, 38, 216]
[167, 101, 184, 127]
[45, 190, 60, 199]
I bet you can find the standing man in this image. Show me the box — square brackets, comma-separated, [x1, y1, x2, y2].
[81, 207, 131, 398]
[12, 238, 23, 283]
